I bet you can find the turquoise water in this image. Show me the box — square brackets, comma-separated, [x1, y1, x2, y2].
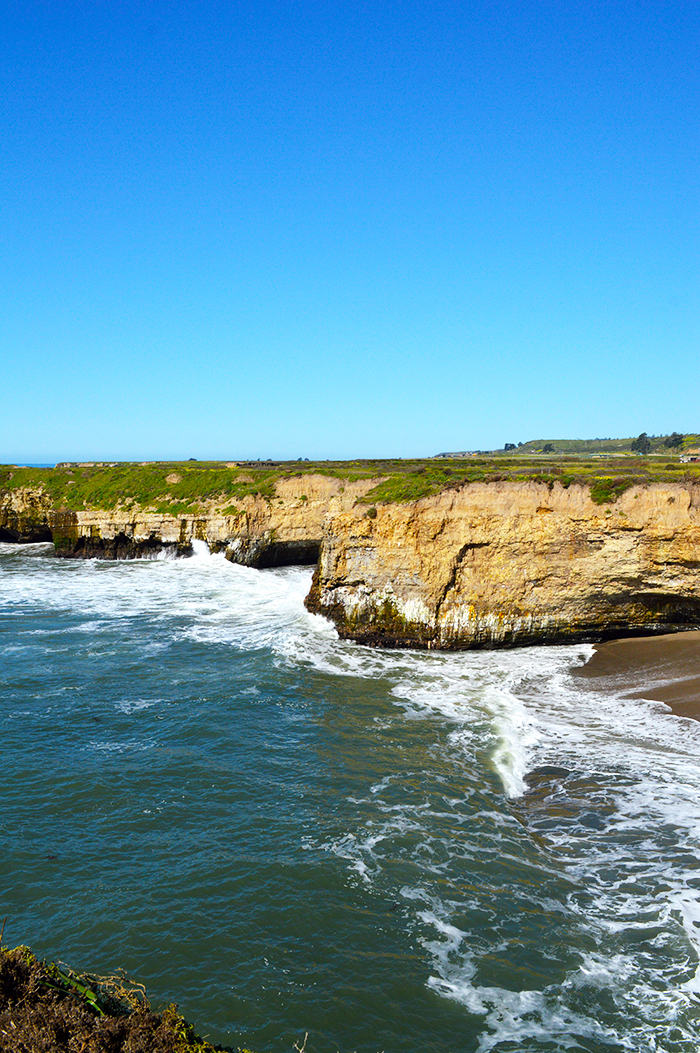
[2, 541, 700, 1052]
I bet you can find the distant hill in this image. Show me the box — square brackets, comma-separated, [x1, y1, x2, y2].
[436, 434, 700, 458]
[514, 434, 699, 455]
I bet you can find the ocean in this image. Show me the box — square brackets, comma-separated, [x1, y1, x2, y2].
[2, 540, 700, 1052]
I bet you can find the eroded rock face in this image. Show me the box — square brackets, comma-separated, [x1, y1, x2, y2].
[4, 477, 700, 649]
[0, 488, 54, 543]
[305, 481, 700, 648]
[0, 476, 377, 566]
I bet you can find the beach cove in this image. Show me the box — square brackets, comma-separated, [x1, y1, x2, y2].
[579, 630, 700, 722]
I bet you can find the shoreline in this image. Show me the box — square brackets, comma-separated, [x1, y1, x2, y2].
[575, 629, 700, 722]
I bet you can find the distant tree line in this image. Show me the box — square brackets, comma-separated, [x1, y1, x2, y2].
[497, 434, 686, 456]
[631, 432, 684, 454]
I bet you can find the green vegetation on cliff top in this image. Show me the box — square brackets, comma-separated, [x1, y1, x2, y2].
[0, 461, 380, 514]
[0, 449, 698, 511]
[360, 458, 700, 505]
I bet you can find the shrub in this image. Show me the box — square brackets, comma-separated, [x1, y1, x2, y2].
[590, 477, 635, 505]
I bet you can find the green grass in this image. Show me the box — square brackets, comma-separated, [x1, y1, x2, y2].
[0, 462, 328, 513]
[0, 453, 698, 512]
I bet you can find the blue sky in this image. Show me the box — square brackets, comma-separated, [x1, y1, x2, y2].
[2, 0, 698, 461]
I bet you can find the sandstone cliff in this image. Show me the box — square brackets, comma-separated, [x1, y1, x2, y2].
[305, 481, 700, 648]
[3, 475, 700, 649]
[0, 475, 378, 564]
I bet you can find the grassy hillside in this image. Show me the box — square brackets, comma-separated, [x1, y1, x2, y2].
[505, 434, 700, 456]
[437, 434, 700, 457]
[1, 450, 700, 512]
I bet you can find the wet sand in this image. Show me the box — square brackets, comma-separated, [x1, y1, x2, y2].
[575, 630, 700, 722]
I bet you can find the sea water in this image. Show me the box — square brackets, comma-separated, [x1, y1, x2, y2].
[2, 540, 700, 1052]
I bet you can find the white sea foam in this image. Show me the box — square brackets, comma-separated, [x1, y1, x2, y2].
[190, 539, 211, 559]
[115, 698, 159, 714]
[273, 576, 700, 1047]
[86, 739, 155, 752]
[386, 659, 700, 1047]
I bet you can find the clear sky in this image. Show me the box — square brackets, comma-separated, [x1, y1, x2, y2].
[2, 0, 698, 462]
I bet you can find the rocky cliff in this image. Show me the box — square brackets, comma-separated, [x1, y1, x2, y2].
[3, 475, 700, 649]
[306, 480, 700, 648]
[0, 475, 377, 564]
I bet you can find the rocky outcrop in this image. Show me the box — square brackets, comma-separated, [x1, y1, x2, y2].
[4, 476, 700, 649]
[0, 488, 54, 543]
[305, 481, 700, 648]
[0, 476, 378, 565]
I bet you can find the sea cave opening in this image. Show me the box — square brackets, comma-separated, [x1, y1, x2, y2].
[254, 539, 321, 568]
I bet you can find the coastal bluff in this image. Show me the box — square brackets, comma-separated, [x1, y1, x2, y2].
[306, 480, 700, 648]
[2, 465, 700, 649]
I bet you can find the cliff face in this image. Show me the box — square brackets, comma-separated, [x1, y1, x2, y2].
[4, 476, 700, 649]
[0, 487, 54, 542]
[305, 481, 700, 648]
[0, 476, 378, 564]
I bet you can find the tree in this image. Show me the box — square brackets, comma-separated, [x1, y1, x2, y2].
[541, 443, 554, 453]
[504, 443, 516, 451]
[664, 432, 684, 449]
[631, 432, 651, 454]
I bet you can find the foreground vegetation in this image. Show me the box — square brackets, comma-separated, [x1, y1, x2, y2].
[1, 441, 699, 515]
[0, 944, 245, 1052]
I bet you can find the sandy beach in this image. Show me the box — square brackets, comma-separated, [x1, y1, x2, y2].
[576, 630, 700, 722]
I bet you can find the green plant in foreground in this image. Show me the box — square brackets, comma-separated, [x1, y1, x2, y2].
[0, 943, 243, 1052]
